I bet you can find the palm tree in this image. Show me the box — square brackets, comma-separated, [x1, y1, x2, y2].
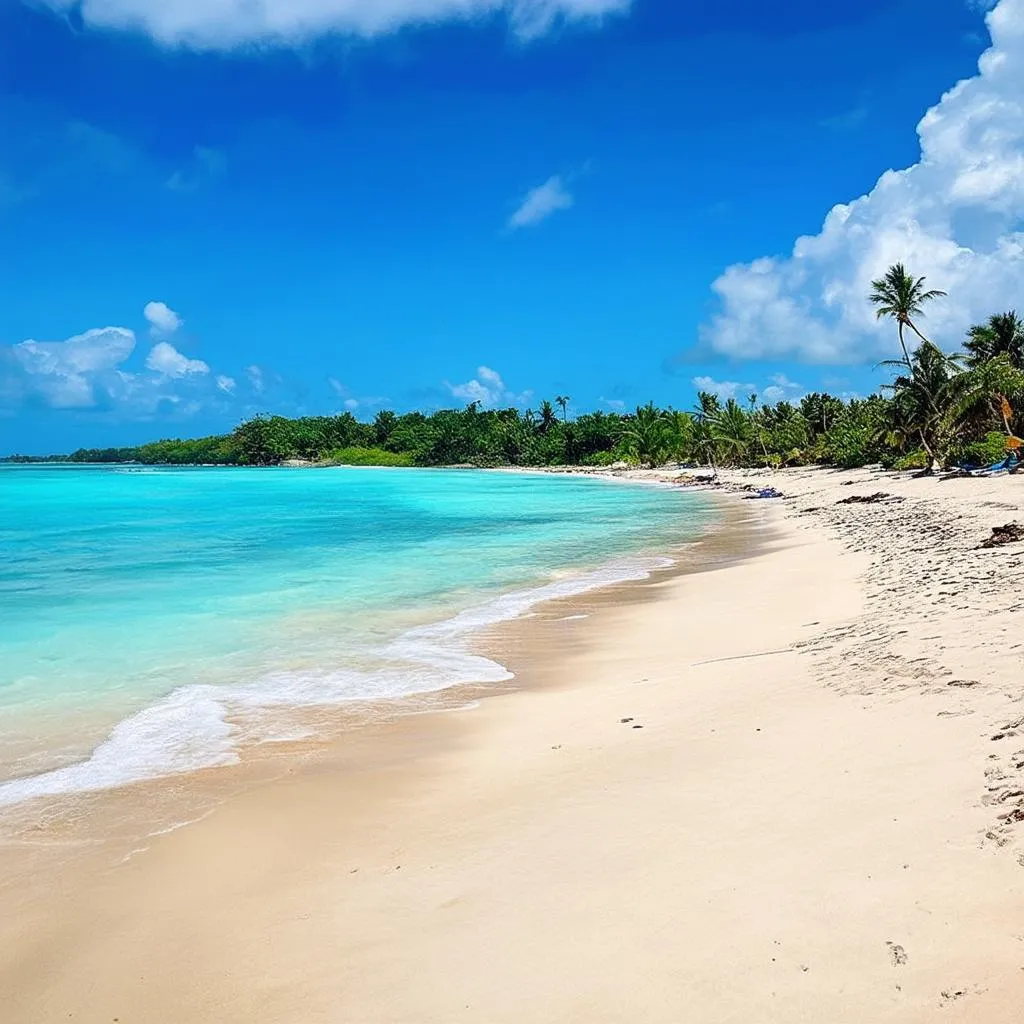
[663, 409, 695, 463]
[799, 392, 843, 437]
[538, 400, 557, 433]
[619, 403, 669, 466]
[555, 395, 571, 421]
[745, 393, 773, 465]
[691, 391, 721, 474]
[373, 409, 397, 446]
[869, 263, 947, 373]
[963, 311, 1024, 369]
[708, 399, 752, 466]
[947, 354, 1024, 443]
[886, 341, 956, 472]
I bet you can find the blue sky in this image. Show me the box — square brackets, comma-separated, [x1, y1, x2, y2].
[2, 0, 1021, 453]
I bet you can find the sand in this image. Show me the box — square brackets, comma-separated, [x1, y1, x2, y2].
[3, 466, 1024, 1022]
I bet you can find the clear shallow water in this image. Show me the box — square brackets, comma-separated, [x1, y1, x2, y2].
[0, 465, 715, 805]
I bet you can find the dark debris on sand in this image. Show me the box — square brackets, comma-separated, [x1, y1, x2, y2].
[836, 492, 905, 505]
[979, 523, 1024, 549]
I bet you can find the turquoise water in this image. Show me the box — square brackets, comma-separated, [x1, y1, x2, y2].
[0, 465, 715, 804]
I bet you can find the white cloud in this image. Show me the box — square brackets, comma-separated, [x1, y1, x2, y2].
[692, 372, 806, 405]
[346, 396, 386, 410]
[327, 380, 386, 410]
[691, 376, 751, 402]
[600, 397, 627, 411]
[146, 341, 209, 378]
[9, 327, 136, 408]
[38, 0, 629, 49]
[1, 319, 237, 420]
[247, 365, 265, 394]
[508, 175, 574, 230]
[702, 0, 1024, 365]
[760, 373, 806, 404]
[446, 366, 531, 407]
[143, 300, 183, 338]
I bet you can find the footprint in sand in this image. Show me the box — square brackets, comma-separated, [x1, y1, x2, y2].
[886, 941, 908, 966]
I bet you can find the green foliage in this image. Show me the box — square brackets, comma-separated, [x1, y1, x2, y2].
[820, 424, 877, 469]
[323, 447, 414, 467]
[893, 449, 929, 471]
[964, 311, 1024, 369]
[64, 435, 240, 465]
[618, 403, 672, 466]
[13, 272, 1020, 475]
[707, 399, 751, 465]
[579, 450, 619, 467]
[948, 431, 1014, 469]
[869, 262, 947, 369]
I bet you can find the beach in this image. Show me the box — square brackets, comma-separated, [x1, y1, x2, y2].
[3, 466, 1024, 1021]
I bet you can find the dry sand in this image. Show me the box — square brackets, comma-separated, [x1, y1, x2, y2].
[3, 466, 1024, 1022]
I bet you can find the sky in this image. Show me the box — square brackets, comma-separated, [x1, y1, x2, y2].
[1, 0, 1021, 453]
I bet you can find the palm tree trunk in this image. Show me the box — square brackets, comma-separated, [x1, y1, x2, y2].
[703, 441, 719, 479]
[906, 317, 934, 348]
[898, 320, 912, 373]
[918, 429, 937, 473]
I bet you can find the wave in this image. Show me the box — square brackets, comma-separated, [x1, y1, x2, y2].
[0, 555, 673, 808]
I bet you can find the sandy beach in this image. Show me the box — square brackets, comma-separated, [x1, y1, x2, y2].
[4, 466, 1024, 1022]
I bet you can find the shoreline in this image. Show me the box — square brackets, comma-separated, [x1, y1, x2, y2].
[0, 472, 723, 815]
[0, 483, 738, 852]
[3, 467, 1024, 1020]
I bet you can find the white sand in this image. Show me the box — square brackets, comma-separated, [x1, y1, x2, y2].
[2, 467, 1024, 1022]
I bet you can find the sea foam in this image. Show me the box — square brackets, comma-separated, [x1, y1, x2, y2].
[0, 555, 672, 808]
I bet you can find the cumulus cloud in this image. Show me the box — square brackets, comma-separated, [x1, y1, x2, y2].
[8, 328, 136, 408]
[508, 175, 574, 230]
[0, 324, 224, 416]
[145, 341, 210, 378]
[143, 300, 183, 338]
[760, 373, 806, 404]
[38, 0, 628, 49]
[446, 366, 531, 407]
[692, 372, 805, 404]
[247, 365, 266, 394]
[702, 0, 1024, 365]
[216, 374, 236, 393]
[691, 375, 751, 402]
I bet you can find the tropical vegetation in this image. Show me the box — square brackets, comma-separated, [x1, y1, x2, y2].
[4, 267, 1021, 474]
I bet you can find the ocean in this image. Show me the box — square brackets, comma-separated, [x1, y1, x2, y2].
[0, 465, 716, 806]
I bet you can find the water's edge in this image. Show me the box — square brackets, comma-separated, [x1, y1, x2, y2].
[0, 553, 688, 809]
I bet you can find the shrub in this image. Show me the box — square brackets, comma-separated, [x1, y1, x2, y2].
[963, 431, 1012, 468]
[893, 449, 929, 471]
[323, 447, 414, 467]
[580, 450, 619, 467]
[821, 425, 876, 469]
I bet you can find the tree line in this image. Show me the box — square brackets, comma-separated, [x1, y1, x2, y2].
[5, 264, 1021, 473]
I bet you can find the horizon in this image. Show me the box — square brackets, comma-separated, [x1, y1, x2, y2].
[3, 0, 1022, 455]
